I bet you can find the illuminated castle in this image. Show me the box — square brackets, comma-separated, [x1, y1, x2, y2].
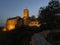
[3, 9, 40, 31]
[23, 9, 29, 25]
[23, 9, 40, 27]
[3, 16, 22, 31]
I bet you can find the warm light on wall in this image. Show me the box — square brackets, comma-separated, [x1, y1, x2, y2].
[8, 25, 15, 31]
[3, 27, 7, 31]
[3, 25, 15, 31]
[6, 19, 17, 31]
[29, 21, 41, 27]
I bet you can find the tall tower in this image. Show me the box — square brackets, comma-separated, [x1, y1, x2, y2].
[23, 9, 29, 25]
[24, 9, 29, 19]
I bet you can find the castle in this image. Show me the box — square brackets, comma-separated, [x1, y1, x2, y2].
[3, 9, 40, 31]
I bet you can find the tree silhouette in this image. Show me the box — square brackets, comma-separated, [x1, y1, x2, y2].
[38, 0, 60, 29]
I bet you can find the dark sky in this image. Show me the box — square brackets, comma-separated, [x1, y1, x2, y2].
[0, 0, 49, 26]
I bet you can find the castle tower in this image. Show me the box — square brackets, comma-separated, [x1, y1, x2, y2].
[24, 9, 29, 19]
[23, 9, 29, 25]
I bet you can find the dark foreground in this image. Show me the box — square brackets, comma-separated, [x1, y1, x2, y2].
[0, 26, 60, 45]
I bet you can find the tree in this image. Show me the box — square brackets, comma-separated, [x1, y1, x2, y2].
[30, 15, 36, 21]
[38, 0, 60, 29]
[48, 0, 60, 14]
[38, 0, 60, 23]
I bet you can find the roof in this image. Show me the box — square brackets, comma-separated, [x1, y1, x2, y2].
[8, 16, 22, 20]
[8, 17, 17, 20]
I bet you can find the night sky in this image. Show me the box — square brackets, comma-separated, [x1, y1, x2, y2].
[0, 0, 49, 26]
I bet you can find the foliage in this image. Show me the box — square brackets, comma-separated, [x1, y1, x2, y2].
[38, 0, 60, 29]
[38, 0, 60, 23]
